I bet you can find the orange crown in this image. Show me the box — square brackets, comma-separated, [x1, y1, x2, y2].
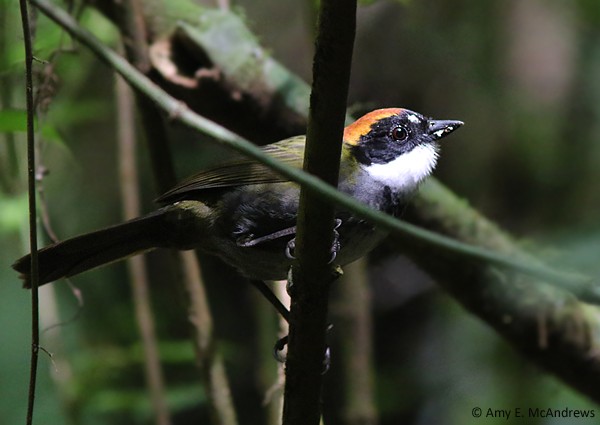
[343, 108, 404, 146]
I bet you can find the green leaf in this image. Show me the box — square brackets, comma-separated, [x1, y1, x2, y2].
[0, 109, 64, 145]
[0, 193, 27, 234]
[0, 109, 27, 133]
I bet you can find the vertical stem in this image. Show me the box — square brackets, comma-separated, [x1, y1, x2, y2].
[283, 0, 356, 424]
[115, 74, 172, 425]
[183, 251, 238, 425]
[19, 0, 40, 424]
[113, 1, 237, 423]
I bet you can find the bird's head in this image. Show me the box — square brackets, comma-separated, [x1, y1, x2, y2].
[343, 108, 463, 191]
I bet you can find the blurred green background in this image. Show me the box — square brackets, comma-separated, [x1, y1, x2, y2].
[2, 0, 600, 424]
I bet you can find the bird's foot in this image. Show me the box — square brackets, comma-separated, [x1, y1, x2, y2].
[272, 330, 332, 374]
[285, 219, 342, 264]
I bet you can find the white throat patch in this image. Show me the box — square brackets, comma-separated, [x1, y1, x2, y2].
[364, 144, 439, 192]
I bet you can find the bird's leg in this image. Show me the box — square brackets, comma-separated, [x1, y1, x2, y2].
[249, 279, 292, 363]
[249, 279, 290, 323]
[237, 226, 296, 248]
[249, 279, 333, 372]
[239, 219, 341, 262]
[246, 219, 342, 370]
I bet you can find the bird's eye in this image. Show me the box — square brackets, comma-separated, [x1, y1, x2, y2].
[391, 126, 409, 142]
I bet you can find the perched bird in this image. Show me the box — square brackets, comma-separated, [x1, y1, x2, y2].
[13, 108, 462, 287]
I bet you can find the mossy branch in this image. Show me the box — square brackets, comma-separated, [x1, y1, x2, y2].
[401, 180, 600, 401]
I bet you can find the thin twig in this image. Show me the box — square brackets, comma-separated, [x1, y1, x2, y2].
[114, 0, 237, 422]
[36, 167, 60, 243]
[183, 251, 238, 425]
[114, 6, 171, 423]
[116, 73, 172, 425]
[19, 0, 40, 424]
[250, 280, 290, 323]
[28, 0, 597, 301]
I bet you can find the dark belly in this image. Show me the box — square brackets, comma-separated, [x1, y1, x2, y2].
[204, 182, 395, 280]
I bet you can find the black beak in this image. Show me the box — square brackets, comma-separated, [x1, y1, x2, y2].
[428, 119, 464, 140]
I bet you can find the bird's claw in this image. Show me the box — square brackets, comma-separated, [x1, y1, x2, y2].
[322, 346, 331, 375]
[285, 238, 296, 260]
[329, 219, 342, 264]
[285, 219, 342, 263]
[273, 325, 334, 373]
[272, 336, 331, 374]
[273, 335, 288, 363]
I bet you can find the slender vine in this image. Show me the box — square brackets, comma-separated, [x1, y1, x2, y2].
[19, 0, 40, 424]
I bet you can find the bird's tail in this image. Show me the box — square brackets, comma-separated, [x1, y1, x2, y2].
[13, 210, 167, 288]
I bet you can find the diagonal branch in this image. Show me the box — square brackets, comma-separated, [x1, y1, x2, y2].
[401, 179, 600, 402]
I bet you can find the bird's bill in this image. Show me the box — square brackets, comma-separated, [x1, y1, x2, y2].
[428, 120, 464, 140]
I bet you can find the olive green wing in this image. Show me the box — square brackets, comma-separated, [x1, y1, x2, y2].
[156, 136, 306, 204]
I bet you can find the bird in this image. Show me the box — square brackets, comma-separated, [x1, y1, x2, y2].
[13, 108, 462, 288]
